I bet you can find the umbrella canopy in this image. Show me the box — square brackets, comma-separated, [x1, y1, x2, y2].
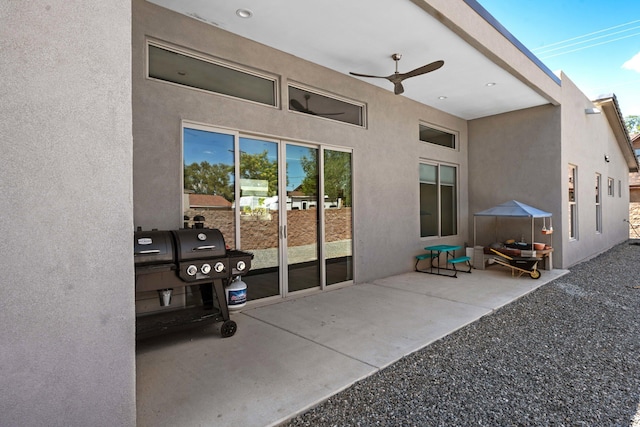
[474, 200, 552, 218]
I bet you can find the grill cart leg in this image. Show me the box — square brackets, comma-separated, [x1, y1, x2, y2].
[212, 279, 230, 322]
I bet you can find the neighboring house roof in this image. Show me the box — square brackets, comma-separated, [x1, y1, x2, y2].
[189, 194, 232, 208]
[594, 94, 639, 173]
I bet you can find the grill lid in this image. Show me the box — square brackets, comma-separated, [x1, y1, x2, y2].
[172, 228, 226, 260]
[134, 230, 175, 266]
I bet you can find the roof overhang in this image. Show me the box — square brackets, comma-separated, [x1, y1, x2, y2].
[147, 0, 561, 120]
[593, 95, 639, 172]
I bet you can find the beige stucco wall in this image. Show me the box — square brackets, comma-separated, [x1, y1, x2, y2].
[132, 0, 469, 283]
[560, 73, 631, 267]
[468, 104, 563, 265]
[1, 1, 135, 425]
[468, 73, 631, 269]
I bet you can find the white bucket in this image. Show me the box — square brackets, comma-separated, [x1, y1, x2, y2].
[226, 277, 247, 311]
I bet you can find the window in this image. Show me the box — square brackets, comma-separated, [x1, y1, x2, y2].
[419, 124, 456, 149]
[619, 180, 622, 198]
[595, 173, 602, 233]
[420, 162, 457, 237]
[568, 165, 577, 240]
[607, 177, 614, 196]
[288, 85, 365, 127]
[148, 42, 277, 106]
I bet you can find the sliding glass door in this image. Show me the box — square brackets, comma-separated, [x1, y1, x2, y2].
[183, 124, 353, 302]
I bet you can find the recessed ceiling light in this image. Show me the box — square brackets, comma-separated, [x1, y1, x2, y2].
[486, 82, 496, 87]
[236, 8, 253, 18]
[438, 96, 447, 100]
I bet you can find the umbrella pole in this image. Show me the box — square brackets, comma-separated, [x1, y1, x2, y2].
[531, 218, 534, 249]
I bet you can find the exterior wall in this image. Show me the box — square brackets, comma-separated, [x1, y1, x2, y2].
[468, 105, 563, 265]
[560, 73, 631, 266]
[468, 73, 631, 269]
[1, 2, 136, 426]
[132, 0, 469, 284]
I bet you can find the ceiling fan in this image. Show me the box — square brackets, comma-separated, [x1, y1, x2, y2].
[350, 53, 444, 95]
[290, 94, 344, 116]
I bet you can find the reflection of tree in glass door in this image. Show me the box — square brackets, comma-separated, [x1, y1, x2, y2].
[286, 144, 320, 292]
[238, 137, 280, 300]
[183, 126, 353, 302]
[324, 149, 353, 285]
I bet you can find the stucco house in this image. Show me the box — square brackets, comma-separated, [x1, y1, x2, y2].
[2, 0, 636, 424]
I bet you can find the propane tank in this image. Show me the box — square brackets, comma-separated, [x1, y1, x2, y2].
[226, 276, 247, 311]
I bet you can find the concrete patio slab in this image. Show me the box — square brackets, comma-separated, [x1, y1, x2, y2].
[373, 268, 569, 310]
[245, 282, 491, 369]
[136, 267, 569, 427]
[137, 315, 374, 427]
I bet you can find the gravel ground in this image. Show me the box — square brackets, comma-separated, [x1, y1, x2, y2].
[284, 242, 640, 426]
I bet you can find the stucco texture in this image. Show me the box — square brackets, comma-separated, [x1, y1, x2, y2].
[0, 2, 135, 425]
[132, 0, 469, 284]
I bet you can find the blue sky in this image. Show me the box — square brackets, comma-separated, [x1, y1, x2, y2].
[478, 0, 640, 117]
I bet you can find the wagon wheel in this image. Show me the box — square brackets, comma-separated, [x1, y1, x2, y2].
[530, 270, 541, 279]
[220, 320, 237, 338]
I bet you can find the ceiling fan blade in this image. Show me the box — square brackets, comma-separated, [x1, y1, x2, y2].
[349, 71, 388, 79]
[394, 81, 405, 95]
[290, 99, 314, 114]
[399, 60, 444, 80]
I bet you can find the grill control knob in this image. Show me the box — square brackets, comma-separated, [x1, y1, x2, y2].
[201, 263, 212, 274]
[214, 262, 225, 273]
[236, 260, 246, 271]
[186, 265, 198, 276]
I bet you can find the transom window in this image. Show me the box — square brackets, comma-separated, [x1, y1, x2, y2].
[419, 123, 456, 149]
[288, 85, 365, 127]
[419, 162, 458, 237]
[147, 42, 277, 106]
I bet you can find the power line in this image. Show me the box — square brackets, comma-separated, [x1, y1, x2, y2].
[534, 25, 640, 55]
[532, 18, 640, 52]
[539, 32, 640, 59]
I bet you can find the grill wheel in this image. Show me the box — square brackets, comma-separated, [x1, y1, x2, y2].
[220, 320, 238, 338]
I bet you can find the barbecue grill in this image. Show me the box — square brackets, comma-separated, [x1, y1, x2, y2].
[134, 225, 253, 339]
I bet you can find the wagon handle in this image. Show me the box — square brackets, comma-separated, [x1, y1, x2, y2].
[490, 248, 513, 261]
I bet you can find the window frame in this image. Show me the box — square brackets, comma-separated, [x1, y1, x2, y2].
[147, 39, 279, 108]
[607, 177, 614, 197]
[595, 173, 602, 234]
[287, 82, 366, 128]
[568, 164, 578, 241]
[419, 160, 459, 239]
[418, 122, 457, 150]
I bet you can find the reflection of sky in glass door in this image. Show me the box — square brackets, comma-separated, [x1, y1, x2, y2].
[183, 128, 234, 168]
[238, 137, 277, 159]
[286, 145, 313, 192]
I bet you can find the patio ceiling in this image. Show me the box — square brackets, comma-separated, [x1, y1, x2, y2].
[147, 0, 559, 120]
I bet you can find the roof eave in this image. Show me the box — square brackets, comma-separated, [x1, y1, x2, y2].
[594, 95, 639, 173]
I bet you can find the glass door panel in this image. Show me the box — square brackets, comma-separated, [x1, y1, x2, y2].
[183, 127, 236, 245]
[285, 144, 320, 292]
[183, 127, 354, 301]
[239, 137, 280, 300]
[324, 149, 353, 285]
